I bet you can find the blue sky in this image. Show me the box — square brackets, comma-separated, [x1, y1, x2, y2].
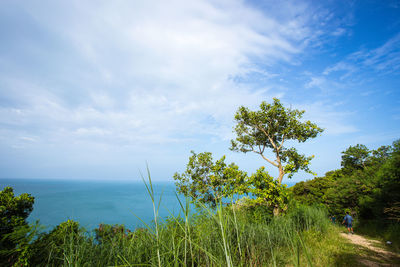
[0, 0, 399, 183]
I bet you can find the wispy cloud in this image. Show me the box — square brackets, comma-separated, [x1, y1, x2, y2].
[331, 27, 347, 37]
[323, 33, 400, 78]
[3, 0, 394, 180]
[0, 0, 336, 149]
[305, 76, 326, 88]
[295, 101, 358, 135]
[323, 62, 357, 78]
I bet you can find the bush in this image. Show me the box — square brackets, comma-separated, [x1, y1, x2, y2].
[0, 187, 34, 266]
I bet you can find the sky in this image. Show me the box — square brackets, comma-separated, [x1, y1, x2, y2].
[0, 0, 399, 183]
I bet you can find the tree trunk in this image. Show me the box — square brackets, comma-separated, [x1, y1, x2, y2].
[277, 166, 284, 185]
[273, 206, 280, 216]
[275, 165, 284, 216]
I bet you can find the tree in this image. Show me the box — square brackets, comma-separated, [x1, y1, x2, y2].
[291, 140, 400, 221]
[173, 151, 247, 207]
[0, 187, 34, 266]
[230, 98, 323, 184]
[291, 176, 334, 206]
[370, 140, 400, 222]
[341, 144, 370, 173]
[246, 167, 289, 214]
[370, 145, 392, 165]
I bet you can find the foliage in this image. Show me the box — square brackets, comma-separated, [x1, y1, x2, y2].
[235, 197, 274, 223]
[175, 99, 322, 214]
[0, 186, 34, 266]
[3, 165, 397, 266]
[23, 219, 86, 266]
[341, 144, 370, 173]
[0, 187, 34, 237]
[23, 202, 333, 266]
[291, 139, 400, 240]
[245, 167, 289, 210]
[230, 98, 323, 184]
[174, 151, 291, 212]
[173, 151, 247, 206]
[364, 140, 400, 222]
[291, 176, 334, 206]
[95, 223, 129, 244]
[0, 222, 43, 267]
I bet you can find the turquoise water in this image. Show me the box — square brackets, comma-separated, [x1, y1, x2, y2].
[1, 178, 296, 231]
[0, 178, 183, 231]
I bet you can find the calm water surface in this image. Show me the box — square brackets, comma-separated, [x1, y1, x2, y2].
[0, 178, 182, 230]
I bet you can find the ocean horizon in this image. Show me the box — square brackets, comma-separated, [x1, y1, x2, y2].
[1, 178, 296, 231]
[1, 178, 183, 231]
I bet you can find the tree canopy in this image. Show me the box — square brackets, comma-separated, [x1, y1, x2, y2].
[230, 98, 323, 184]
[246, 167, 289, 210]
[341, 144, 370, 173]
[291, 139, 400, 223]
[174, 99, 322, 211]
[174, 151, 290, 211]
[173, 151, 247, 206]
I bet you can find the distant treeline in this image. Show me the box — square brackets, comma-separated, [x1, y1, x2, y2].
[291, 139, 400, 242]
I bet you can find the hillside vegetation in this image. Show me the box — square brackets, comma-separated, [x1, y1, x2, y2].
[292, 140, 400, 250]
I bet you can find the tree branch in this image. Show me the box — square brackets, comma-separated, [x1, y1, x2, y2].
[257, 125, 277, 151]
[277, 134, 285, 151]
[253, 146, 278, 167]
[261, 153, 279, 167]
[258, 144, 262, 154]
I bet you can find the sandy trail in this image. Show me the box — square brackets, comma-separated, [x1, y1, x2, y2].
[340, 233, 400, 266]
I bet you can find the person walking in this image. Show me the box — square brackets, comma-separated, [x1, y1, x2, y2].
[342, 211, 354, 234]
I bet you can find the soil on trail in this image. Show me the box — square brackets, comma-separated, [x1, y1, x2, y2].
[340, 233, 400, 266]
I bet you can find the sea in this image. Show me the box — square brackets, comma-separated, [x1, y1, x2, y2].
[1, 178, 296, 232]
[0, 178, 184, 231]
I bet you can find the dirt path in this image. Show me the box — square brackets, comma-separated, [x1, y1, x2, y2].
[340, 233, 400, 266]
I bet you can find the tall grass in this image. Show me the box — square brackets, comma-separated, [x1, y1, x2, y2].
[22, 172, 334, 266]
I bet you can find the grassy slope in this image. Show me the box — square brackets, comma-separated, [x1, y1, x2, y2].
[39, 207, 375, 266]
[9, 204, 400, 266]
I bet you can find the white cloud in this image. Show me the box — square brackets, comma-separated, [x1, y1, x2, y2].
[331, 27, 346, 37]
[323, 62, 357, 78]
[360, 90, 375, 97]
[0, 0, 329, 149]
[19, 136, 37, 142]
[0, 0, 366, 180]
[305, 76, 326, 88]
[295, 101, 358, 135]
